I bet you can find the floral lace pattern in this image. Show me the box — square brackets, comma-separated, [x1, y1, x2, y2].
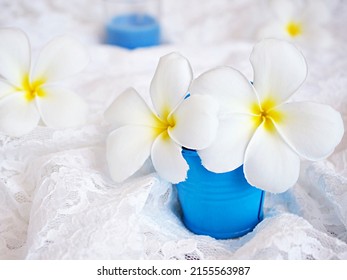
[1, 0, 347, 259]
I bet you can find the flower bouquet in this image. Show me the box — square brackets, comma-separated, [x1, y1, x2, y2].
[1, 28, 343, 240]
[104, 38, 344, 239]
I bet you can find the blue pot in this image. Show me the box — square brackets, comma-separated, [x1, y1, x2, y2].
[105, 13, 160, 49]
[175, 148, 264, 239]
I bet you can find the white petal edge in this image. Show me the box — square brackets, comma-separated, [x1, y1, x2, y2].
[107, 126, 155, 182]
[250, 38, 307, 104]
[31, 36, 89, 83]
[104, 87, 160, 128]
[0, 92, 40, 137]
[274, 102, 344, 161]
[0, 28, 30, 86]
[198, 114, 255, 173]
[168, 95, 219, 150]
[36, 86, 88, 128]
[244, 123, 300, 193]
[0, 80, 17, 99]
[150, 52, 192, 119]
[189, 66, 258, 116]
[151, 132, 188, 184]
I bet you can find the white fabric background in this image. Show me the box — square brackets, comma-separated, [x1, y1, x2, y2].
[0, 0, 346, 259]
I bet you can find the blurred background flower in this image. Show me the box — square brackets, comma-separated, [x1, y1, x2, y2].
[0, 28, 89, 137]
[257, 0, 335, 49]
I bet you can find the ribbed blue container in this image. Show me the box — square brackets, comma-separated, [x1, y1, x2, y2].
[176, 149, 264, 239]
[105, 14, 160, 49]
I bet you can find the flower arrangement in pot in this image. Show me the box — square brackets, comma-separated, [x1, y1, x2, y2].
[104, 39, 344, 239]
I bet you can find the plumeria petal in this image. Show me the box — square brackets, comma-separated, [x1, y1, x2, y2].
[257, 22, 286, 41]
[301, 0, 331, 25]
[107, 126, 155, 182]
[168, 95, 219, 150]
[269, 0, 298, 22]
[198, 114, 255, 173]
[189, 66, 257, 116]
[274, 102, 344, 161]
[31, 36, 89, 83]
[150, 52, 192, 119]
[0, 28, 30, 86]
[250, 39, 307, 104]
[104, 87, 161, 128]
[244, 124, 300, 193]
[0, 80, 17, 99]
[35, 86, 88, 128]
[301, 27, 332, 49]
[151, 132, 188, 184]
[0, 92, 40, 137]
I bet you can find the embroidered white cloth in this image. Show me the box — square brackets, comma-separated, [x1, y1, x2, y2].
[0, 0, 346, 259]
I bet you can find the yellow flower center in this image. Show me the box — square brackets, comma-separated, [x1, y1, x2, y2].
[251, 98, 283, 133]
[21, 74, 46, 102]
[286, 21, 302, 37]
[153, 107, 176, 140]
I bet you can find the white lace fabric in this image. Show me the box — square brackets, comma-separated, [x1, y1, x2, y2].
[1, 0, 347, 260]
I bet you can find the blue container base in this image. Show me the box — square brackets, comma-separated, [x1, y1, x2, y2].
[176, 149, 265, 240]
[182, 217, 259, 239]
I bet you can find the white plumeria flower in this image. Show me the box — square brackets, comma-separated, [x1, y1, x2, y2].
[190, 38, 344, 193]
[104, 52, 219, 184]
[0, 28, 89, 137]
[259, 0, 332, 49]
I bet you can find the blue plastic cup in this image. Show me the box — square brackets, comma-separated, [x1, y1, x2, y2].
[105, 13, 160, 49]
[175, 148, 264, 239]
[103, 0, 161, 49]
